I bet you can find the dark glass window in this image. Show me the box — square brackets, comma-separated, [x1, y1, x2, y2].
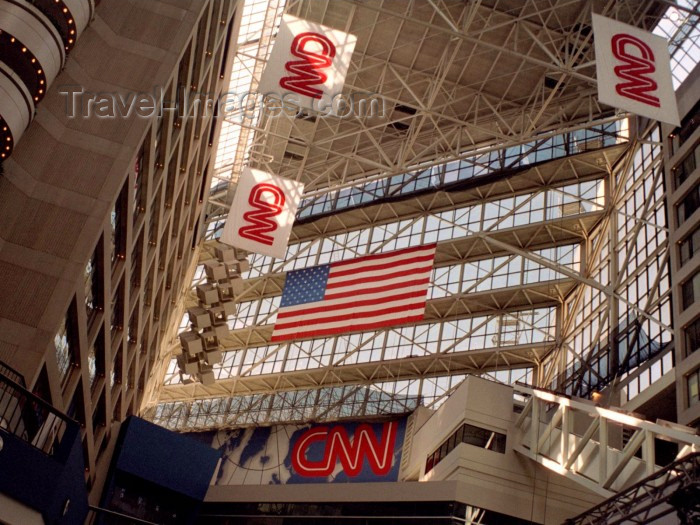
[131, 230, 143, 289]
[154, 110, 165, 168]
[685, 316, 700, 355]
[688, 369, 700, 407]
[84, 245, 100, 320]
[54, 312, 76, 385]
[463, 424, 507, 453]
[682, 270, 700, 311]
[128, 310, 138, 344]
[447, 432, 457, 452]
[425, 423, 506, 474]
[87, 345, 97, 389]
[672, 142, 699, 189]
[111, 184, 127, 265]
[680, 226, 700, 266]
[425, 453, 435, 473]
[671, 99, 700, 154]
[92, 392, 106, 434]
[454, 425, 465, 445]
[111, 348, 122, 389]
[677, 182, 700, 225]
[65, 386, 85, 427]
[88, 329, 104, 392]
[110, 204, 120, 263]
[111, 282, 124, 332]
[134, 143, 146, 219]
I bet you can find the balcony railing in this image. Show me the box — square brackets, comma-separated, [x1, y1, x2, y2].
[0, 359, 25, 387]
[86, 506, 160, 525]
[0, 372, 73, 457]
[0, 370, 88, 523]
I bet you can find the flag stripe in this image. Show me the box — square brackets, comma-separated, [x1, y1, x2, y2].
[276, 288, 429, 320]
[331, 251, 435, 275]
[323, 277, 430, 301]
[325, 275, 431, 298]
[330, 254, 435, 278]
[327, 257, 436, 284]
[331, 244, 436, 269]
[275, 296, 427, 328]
[270, 314, 425, 342]
[325, 265, 434, 290]
[271, 244, 436, 342]
[270, 311, 427, 341]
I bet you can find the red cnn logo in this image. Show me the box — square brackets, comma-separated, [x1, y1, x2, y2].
[238, 183, 285, 246]
[280, 32, 336, 99]
[611, 33, 660, 107]
[291, 421, 398, 477]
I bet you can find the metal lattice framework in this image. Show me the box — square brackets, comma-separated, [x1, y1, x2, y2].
[564, 452, 700, 525]
[514, 385, 700, 497]
[142, 0, 700, 431]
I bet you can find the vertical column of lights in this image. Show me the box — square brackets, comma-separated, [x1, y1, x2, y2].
[0, 29, 46, 160]
[1, 118, 12, 161]
[34, 0, 84, 52]
[1, 32, 49, 103]
[0, 0, 92, 161]
[177, 245, 249, 384]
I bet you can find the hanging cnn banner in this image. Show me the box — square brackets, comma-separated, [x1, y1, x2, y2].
[258, 14, 357, 113]
[220, 167, 304, 259]
[592, 13, 679, 126]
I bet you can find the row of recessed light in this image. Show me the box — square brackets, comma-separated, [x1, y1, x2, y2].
[52, 0, 77, 51]
[1, 119, 12, 160]
[0, 30, 47, 103]
[0, 0, 84, 162]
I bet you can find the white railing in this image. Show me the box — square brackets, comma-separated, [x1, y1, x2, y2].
[513, 384, 700, 497]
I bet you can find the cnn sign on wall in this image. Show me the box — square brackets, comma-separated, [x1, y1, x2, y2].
[592, 13, 679, 126]
[290, 420, 401, 479]
[198, 419, 406, 485]
[220, 167, 304, 259]
[258, 14, 357, 113]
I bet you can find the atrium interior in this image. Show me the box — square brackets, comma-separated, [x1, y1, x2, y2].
[0, 0, 699, 524]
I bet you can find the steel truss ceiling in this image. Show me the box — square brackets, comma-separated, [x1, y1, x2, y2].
[144, 0, 689, 430]
[150, 138, 632, 428]
[565, 452, 700, 525]
[231, 0, 659, 189]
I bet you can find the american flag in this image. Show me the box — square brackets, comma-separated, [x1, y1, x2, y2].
[270, 244, 437, 343]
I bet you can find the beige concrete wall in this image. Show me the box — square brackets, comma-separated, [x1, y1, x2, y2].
[427, 444, 601, 524]
[0, 493, 44, 525]
[663, 63, 700, 427]
[0, 0, 203, 387]
[405, 376, 513, 479]
[408, 376, 601, 522]
[0, 0, 239, 490]
[206, 479, 465, 503]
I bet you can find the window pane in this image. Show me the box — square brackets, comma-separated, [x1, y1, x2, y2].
[688, 371, 699, 406]
[85, 247, 99, 319]
[685, 317, 700, 355]
[54, 315, 74, 384]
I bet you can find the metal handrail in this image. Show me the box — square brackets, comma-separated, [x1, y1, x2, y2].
[86, 506, 160, 525]
[0, 372, 77, 458]
[514, 384, 700, 446]
[563, 452, 700, 525]
[0, 359, 25, 387]
[513, 383, 700, 497]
